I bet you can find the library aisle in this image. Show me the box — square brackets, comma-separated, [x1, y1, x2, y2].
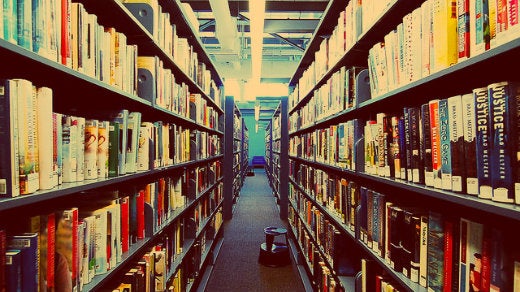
[204, 169, 305, 292]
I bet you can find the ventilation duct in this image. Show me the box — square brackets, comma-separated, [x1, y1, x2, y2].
[208, 0, 238, 52]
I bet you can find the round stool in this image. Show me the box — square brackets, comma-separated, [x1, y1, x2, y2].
[258, 226, 291, 267]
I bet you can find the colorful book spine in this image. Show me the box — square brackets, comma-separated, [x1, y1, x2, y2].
[84, 119, 99, 180]
[488, 81, 519, 203]
[430, 99, 442, 189]
[474, 86, 493, 199]
[56, 208, 79, 292]
[114, 110, 129, 175]
[3, 0, 18, 44]
[427, 211, 444, 292]
[62, 115, 78, 183]
[17, 0, 33, 50]
[108, 121, 120, 177]
[439, 98, 453, 190]
[76, 117, 85, 182]
[422, 103, 434, 187]
[458, 0, 471, 60]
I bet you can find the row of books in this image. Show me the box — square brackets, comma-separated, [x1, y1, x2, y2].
[0, 78, 222, 197]
[289, 67, 368, 131]
[360, 258, 403, 292]
[136, 55, 223, 126]
[289, 173, 520, 291]
[292, 0, 393, 102]
[0, 0, 222, 109]
[0, 172, 223, 292]
[368, 0, 520, 98]
[289, 80, 520, 205]
[289, 118, 363, 172]
[119, 0, 222, 105]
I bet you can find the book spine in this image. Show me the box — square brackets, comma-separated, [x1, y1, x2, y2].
[475, 86, 493, 199]
[97, 121, 109, 178]
[84, 119, 98, 180]
[0, 79, 20, 197]
[427, 211, 444, 292]
[448, 95, 465, 193]
[422, 103, 434, 187]
[461, 93, 479, 195]
[391, 116, 401, 179]
[430, 99, 443, 189]
[458, 0, 471, 60]
[439, 98, 453, 190]
[62, 115, 77, 183]
[5, 250, 22, 292]
[37, 87, 54, 190]
[60, 0, 70, 66]
[108, 121, 119, 178]
[410, 107, 424, 184]
[0, 230, 5, 291]
[443, 219, 454, 292]
[8, 234, 39, 292]
[489, 81, 518, 203]
[398, 116, 408, 180]
[17, 0, 32, 50]
[420, 214, 429, 287]
[432, 0, 458, 72]
[76, 117, 85, 182]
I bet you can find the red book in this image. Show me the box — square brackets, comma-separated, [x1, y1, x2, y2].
[46, 213, 56, 292]
[443, 219, 454, 292]
[61, 0, 71, 66]
[137, 190, 145, 239]
[56, 208, 79, 292]
[120, 196, 130, 253]
[481, 226, 492, 292]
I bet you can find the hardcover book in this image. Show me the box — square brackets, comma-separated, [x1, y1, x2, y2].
[7, 233, 39, 292]
[462, 93, 478, 195]
[427, 211, 444, 292]
[0, 79, 20, 197]
[5, 249, 22, 292]
[474, 86, 493, 199]
[448, 95, 465, 192]
[439, 98, 453, 190]
[97, 121, 109, 178]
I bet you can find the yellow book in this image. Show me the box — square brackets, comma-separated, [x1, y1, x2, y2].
[432, 0, 458, 72]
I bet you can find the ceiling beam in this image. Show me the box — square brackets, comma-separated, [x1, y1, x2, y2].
[181, 0, 328, 14]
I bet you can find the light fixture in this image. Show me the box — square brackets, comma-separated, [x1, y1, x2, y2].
[249, 0, 266, 81]
[209, 0, 239, 52]
[254, 102, 260, 121]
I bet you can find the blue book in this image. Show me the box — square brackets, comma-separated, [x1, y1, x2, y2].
[488, 81, 520, 203]
[427, 211, 444, 292]
[7, 233, 39, 292]
[5, 249, 22, 292]
[439, 98, 452, 190]
[16, 0, 32, 50]
[474, 86, 493, 199]
[0, 79, 20, 197]
[31, 0, 44, 55]
[3, 0, 18, 44]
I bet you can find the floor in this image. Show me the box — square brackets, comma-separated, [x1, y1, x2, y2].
[203, 169, 306, 292]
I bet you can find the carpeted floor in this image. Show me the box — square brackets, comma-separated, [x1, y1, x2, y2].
[204, 169, 305, 292]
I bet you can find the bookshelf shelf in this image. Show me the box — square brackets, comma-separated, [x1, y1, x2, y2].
[0, 156, 224, 212]
[289, 155, 520, 222]
[286, 0, 520, 291]
[0, 0, 226, 290]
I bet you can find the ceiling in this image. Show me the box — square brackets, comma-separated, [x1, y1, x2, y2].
[180, 0, 328, 127]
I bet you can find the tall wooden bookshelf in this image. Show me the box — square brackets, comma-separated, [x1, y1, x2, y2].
[0, 0, 226, 291]
[223, 96, 248, 220]
[287, 0, 520, 291]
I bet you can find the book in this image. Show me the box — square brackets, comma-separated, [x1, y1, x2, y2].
[7, 233, 39, 292]
[0, 79, 20, 197]
[431, 0, 458, 72]
[56, 208, 79, 292]
[439, 98, 453, 190]
[421, 103, 434, 187]
[0, 229, 5, 292]
[108, 121, 120, 177]
[420, 214, 429, 287]
[17, 0, 33, 50]
[5, 249, 22, 292]
[427, 211, 444, 292]
[126, 112, 141, 174]
[14, 79, 39, 194]
[84, 119, 99, 180]
[113, 109, 129, 175]
[29, 213, 56, 292]
[458, 0, 471, 60]
[448, 95, 465, 193]
[37, 86, 55, 190]
[75, 117, 85, 182]
[488, 81, 520, 203]
[474, 86, 493, 199]
[430, 99, 443, 189]
[462, 93, 478, 195]
[62, 115, 78, 183]
[97, 121, 109, 178]
[459, 218, 483, 292]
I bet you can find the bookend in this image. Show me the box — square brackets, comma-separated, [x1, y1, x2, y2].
[137, 68, 156, 104]
[123, 3, 155, 36]
[355, 69, 371, 106]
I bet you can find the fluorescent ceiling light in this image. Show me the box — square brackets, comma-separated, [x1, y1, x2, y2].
[250, 0, 266, 81]
[209, 0, 238, 51]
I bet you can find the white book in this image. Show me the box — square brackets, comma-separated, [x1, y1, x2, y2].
[97, 121, 109, 178]
[62, 115, 78, 183]
[37, 86, 55, 190]
[15, 79, 39, 194]
[461, 93, 478, 195]
[76, 117, 85, 182]
[137, 122, 153, 171]
[419, 214, 429, 287]
[125, 112, 141, 173]
[84, 119, 98, 180]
